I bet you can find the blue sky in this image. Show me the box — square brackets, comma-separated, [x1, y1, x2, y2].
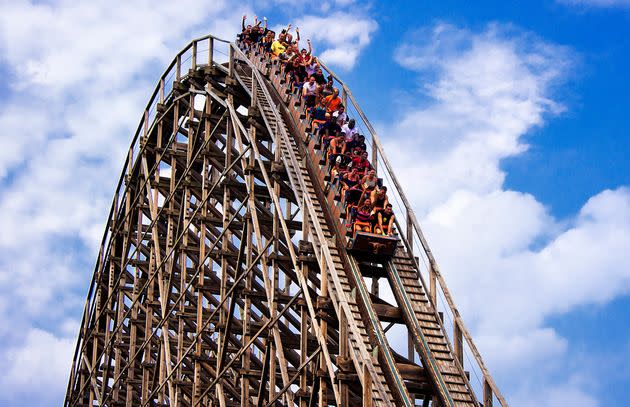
[340, 1, 630, 218]
[0, 1, 628, 406]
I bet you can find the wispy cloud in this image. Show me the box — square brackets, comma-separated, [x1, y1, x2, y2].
[0, 1, 377, 405]
[293, 12, 378, 70]
[388, 23, 572, 211]
[383, 22, 628, 404]
[0, 1, 251, 404]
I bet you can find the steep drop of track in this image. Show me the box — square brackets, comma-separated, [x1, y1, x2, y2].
[234, 45, 478, 407]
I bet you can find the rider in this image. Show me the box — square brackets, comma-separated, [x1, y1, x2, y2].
[373, 204, 395, 236]
[351, 150, 371, 175]
[302, 75, 318, 107]
[371, 186, 389, 212]
[353, 198, 374, 235]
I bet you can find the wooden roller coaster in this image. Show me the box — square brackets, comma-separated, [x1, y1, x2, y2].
[64, 33, 508, 407]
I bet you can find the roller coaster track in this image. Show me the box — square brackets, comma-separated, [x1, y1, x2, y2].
[64, 34, 507, 407]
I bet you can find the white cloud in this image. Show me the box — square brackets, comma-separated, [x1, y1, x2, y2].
[0, 1, 255, 405]
[387, 23, 571, 212]
[511, 378, 599, 407]
[476, 328, 568, 376]
[424, 186, 630, 339]
[293, 12, 378, 70]
[383, 23, 630, 405]
[0, 1, 376, 405]
[0, 1, 235, 91]
[1, 328, 75, 404]
[0, 103, 51, 178]
[0, 1, 623, 405]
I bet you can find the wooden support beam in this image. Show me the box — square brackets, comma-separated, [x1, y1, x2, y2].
[66, 40, 504, 407]
[362, 365, 373, 407]
[454, 321, 464, 367]
[484, 379, 493, 407]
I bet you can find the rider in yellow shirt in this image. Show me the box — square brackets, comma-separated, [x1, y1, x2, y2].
[271, 39, 286, 57]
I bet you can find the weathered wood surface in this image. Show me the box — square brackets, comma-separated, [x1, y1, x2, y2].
[64, 36, 506, 407]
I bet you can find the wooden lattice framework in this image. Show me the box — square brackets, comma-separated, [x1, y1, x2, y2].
[64, 35, 508, 407]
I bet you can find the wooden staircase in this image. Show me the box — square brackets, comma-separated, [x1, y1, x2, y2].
[385, 249, 477, 406]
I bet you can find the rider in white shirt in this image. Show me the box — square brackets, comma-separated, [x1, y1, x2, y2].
[341, 118, 357, 144]
[333, 105, 348, 126]
[302, 75, 318, 107]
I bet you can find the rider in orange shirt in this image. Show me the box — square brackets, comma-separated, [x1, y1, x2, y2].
[322, 88, 342, 113]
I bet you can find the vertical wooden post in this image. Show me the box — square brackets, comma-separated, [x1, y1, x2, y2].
[143, 109, 149, 141]
[484, 379, 493, 407]
[268, 128, 278, 406]
[339, 311, 349, 407]
[318, 247, 328, 407]
[429, 263, 437, 305]
[300, 199, 310, 407]
[192, 41, 197, 70]
[229, 45, 235, 77]
[208, 37, 214, 66]
[406, 208, 413, 254]
[158, 344, 167, 403]
[141, 248, 155, 403]
[251, 71, 258, 106]
[299, 294, 308, 407]
[215, 103, 233, 407]
[124, 206, 140, 406]
[194, 86, 213, 407]
[242, 111, 253, 407]
[371, 139, 378, 172]
[362, 364, 373, 407]
[454, 321, 464, 367]
[176, 54, 181, 82]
